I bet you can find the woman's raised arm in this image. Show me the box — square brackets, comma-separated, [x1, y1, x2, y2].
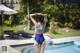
[29, 14, 37, 25]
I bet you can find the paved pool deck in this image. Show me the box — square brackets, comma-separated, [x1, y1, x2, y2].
[0, 36, 80, 53]
[0, 36, 80, 46]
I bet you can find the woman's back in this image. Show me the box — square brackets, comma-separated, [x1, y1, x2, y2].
[35, 23, 44, 34]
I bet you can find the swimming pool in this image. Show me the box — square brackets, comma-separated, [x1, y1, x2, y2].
[21, 41, 80, 53]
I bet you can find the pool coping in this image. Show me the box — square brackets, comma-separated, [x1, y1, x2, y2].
[0, 36, 80, 46]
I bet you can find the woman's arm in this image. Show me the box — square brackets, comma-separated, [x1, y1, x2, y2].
[30, 14, 37, 25]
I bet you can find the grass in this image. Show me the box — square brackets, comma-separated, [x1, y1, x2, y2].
[0, 25, 80, 39]
[48, 30, 80, 38]
[0, 25, 25, 32]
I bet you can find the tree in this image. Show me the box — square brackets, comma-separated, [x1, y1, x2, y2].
[19, 0, 80, 31]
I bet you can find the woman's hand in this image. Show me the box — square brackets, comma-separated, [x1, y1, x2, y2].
[30, 13, 42, 16]
[36, 13, 42, 15]
[30, 14, 35, 16]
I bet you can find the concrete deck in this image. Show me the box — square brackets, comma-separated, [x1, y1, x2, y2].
[0, 36, 80, 46]
[0, 42, 21, 53]
[0, 36, 80, 53]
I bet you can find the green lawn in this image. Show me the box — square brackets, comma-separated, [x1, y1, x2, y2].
[0, 25, 80, 39]
[48, 30, 80, 38]
[0, 25, 25, 32]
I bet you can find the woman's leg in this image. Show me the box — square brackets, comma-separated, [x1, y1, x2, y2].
[40, 41, 45, 53]
[34, 41, 40, 53]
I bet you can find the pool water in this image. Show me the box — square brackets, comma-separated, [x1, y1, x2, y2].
[22, 42, 80, 53]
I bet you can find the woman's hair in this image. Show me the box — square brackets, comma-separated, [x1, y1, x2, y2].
[36, 15, 44, 24]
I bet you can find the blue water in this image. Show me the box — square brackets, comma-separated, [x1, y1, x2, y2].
[22, 42, 80, 53]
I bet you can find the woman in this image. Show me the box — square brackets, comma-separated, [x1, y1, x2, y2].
[30, 13, 45, 53]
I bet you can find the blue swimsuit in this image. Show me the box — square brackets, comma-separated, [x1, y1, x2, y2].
[35, 25, 45, 44]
